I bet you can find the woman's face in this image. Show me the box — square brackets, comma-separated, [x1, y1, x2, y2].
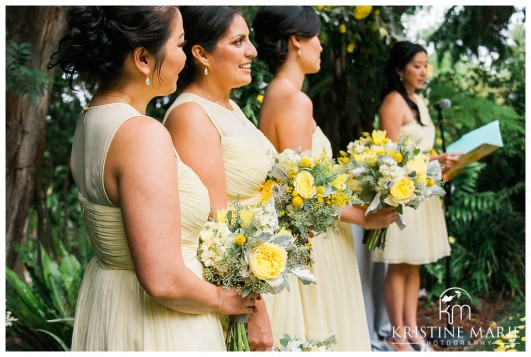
[399, 51, 428, 91]
[299, 35, 323, 74]
[159, 11, 186, 95]
[207, 14, 257, 89]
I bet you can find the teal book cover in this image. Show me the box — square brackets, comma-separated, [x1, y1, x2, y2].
[444, 121, 503, 180]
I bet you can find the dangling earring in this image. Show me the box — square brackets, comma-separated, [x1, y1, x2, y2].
[204, 66, 209, 76]
[145, 73, 151, 86]
[399, 76, 403, 82]
[297, 49, 302, 57]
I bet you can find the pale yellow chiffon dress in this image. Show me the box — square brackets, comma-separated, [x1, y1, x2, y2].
[298, 127, 371, 351]
[372, 94, 451, 264]
[70, 103, 225, 351]
[164, 93, 309, 347]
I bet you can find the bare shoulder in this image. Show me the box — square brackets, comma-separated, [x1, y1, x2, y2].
[165, 101, 212, 131]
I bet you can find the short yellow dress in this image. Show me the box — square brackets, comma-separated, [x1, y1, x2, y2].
[372, 94, 451, 264]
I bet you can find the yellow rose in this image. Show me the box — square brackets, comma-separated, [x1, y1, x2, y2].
[234, 234, 246, 246]
[249, 242, 287, 280]
[371, 130, 387, 145]
[354, 6, 372, 20]
[331, 174, 348, 190]
[389, 177, 415, 203]
[339, 23, 347, 33]
[239, 209, 255, 225]
[292, 196, 303, 207]
[347, 42, 356, 53]
[294, 171, 316, 199]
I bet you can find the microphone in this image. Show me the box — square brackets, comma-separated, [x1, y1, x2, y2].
[434, 99, 451, 110]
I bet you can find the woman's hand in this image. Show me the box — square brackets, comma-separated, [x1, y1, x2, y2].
[363, 205, 399, 229]
[217, 287, 257, 316]
[247, 298, 274, 351]
[433, 152, 462, 174]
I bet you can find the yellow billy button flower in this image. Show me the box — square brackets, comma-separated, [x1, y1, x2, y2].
[394, 152, 403, 163]
[256, 93, 264, 103]
[292, 196, 303, 208]
[299, 157, 312, 168]
[339, 23, 347, 33]
[316, 186, 325, 195]
[234, 234, 246, 246]
[426, 177, 435, 187]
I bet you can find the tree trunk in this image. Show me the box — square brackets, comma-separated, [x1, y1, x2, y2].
[5, 6, 66, 268]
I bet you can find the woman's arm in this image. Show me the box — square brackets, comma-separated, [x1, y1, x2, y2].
[164, 103, 229, 211]
[379, 92, 407, 141]
[339, 205, 398, 229]
[105, 117, 254, 315]
[273, 92, 315, 152]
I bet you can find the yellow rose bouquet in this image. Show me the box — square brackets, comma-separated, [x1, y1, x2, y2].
[264, 149, 359, 254]
[340, 130, 446, 251]
[198, 201, 315, 351]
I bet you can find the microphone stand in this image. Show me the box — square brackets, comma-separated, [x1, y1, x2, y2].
[427, 106, 470, 347]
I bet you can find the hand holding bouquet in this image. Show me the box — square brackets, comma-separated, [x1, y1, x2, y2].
[263, 149, 358, 251]
[340, 130, 446, 251]
[198, 200, 315, 351]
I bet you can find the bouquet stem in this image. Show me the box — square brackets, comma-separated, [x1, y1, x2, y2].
[363, 228, 388, 252]
[226, 314, 250, 351]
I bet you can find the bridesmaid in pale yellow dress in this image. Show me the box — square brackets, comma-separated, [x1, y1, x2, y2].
[163, 6, 275, 351]
[373, 41, 459, 352]
[252, 6, 398, 351]
[49, 6, 255, 351]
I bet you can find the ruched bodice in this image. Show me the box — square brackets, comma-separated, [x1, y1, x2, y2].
[165, 93, 276, 206]
[70, 103, 224, 351]
[400, 94, 436, 151]
[222, 137, 274, 205]
[177, 160, 211, 262]
[79, 196, 133, 270]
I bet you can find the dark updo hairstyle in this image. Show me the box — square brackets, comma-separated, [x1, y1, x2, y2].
[252, 6, 321, 74]
[177, 6, 241, 89]
[381, 40, 427, 124]
[48, 6, 179, 89]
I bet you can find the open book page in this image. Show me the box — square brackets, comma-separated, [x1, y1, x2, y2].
[444, 120, 503, 180]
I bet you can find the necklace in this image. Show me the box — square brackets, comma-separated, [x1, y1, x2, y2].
[194, 87, 248, 127]
[84, 94, 133, 111]
[195, 88, 233, 111]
